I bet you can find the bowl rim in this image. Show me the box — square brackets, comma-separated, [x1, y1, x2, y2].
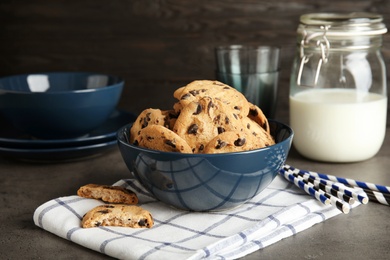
[0, 71, 124, 94]
[116, 119, 293, 157]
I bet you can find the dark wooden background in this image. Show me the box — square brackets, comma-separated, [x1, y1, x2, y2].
[1, 0, 389, 120]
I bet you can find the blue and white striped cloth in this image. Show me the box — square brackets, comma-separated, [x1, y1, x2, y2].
[33, 175, 362, 260]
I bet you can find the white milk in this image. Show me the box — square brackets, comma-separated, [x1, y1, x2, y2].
[290, 89, 387, 162]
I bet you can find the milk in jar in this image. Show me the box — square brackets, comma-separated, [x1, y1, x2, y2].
[290, 89, 387, 162]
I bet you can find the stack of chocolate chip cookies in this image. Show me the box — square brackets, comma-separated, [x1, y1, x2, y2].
[130, 80, 275, 154]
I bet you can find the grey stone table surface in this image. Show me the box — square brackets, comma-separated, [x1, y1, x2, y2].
[1, 126, 389, 260]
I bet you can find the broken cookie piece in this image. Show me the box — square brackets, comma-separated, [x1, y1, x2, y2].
[77, 184, 138, 204]
[81, 204, 154, 228]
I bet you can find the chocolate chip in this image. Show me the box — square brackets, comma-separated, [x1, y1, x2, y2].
[165, 140, 176, 148]
[233, 113, 238, 120]
[94, 221, 101, 227]
[213, 115, 221, 123]
[138, 219, 146, 227]
[146, 136, 154, 141]
[193, 104, 202, 115]
[216, 140, 227, 149]
[225, 116, 230, 124]
[234, 106, 241, 111]
[234, 138, 246, 146]
[199, 144, 204, 151]
[97, 210, 110, 214]
[189, 90, 200, 96]
[207, 100, 215, 114]
[181, 93, 191, 100]
[247, 123, 250, 129]
[249, 108, 258, 117]
[141, 113, 152, 128]
[217, 127, 225, 134]
[188, 124, 198, 135]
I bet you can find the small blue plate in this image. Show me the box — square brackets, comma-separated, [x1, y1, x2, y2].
[0, 110, 136, 149]
[0, 139, 117, 162]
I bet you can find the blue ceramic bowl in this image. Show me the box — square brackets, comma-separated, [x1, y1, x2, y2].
[117, 120, 293, 211]
[0, 72, 123, 139]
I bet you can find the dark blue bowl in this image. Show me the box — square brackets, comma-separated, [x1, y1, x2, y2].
[117, 120, 293, 211]
[0, 72, 123, 139]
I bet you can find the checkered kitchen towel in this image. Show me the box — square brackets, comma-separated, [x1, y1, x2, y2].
[33, 175, 361, 260]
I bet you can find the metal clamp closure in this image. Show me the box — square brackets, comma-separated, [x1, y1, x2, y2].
[297, 25, 331, 87]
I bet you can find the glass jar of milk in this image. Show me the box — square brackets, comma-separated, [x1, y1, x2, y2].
[290, 12, 387, 162]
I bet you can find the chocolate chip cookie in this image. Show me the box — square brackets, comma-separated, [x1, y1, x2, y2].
[130, 108, 178, 143]
[81, 204, 154, 228]
[77, 184, 138, 204]
[173, 80, 249, 117]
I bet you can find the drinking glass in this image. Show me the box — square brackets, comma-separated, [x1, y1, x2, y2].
[215, 45, 280, 118]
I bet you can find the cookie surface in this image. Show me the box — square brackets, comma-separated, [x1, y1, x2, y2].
[134, 124, 193, 153]
[173, 97, 243, 153]
[240, 117, 275, 147]
[81, 204, 154, 228]
[173, 80, 249, 117]
[77, 184, 138, 204]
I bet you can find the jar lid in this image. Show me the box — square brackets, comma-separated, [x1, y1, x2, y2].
[298, 12, 387, 36]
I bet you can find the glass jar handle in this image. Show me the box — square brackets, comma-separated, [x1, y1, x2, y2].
[297, 25, 330, 87]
